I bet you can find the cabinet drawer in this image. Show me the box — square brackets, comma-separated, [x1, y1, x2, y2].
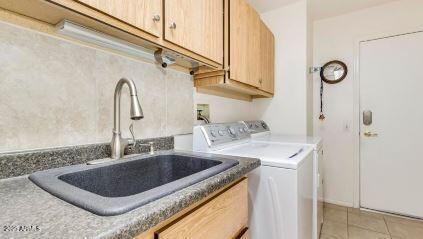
[156, 179, 248, 239]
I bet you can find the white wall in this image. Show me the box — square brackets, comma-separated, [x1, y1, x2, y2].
[252, 0, 312, 135]
[313, 0, 423, 206]
[0, 21, 193, 153]
[194, 92, 255, 123]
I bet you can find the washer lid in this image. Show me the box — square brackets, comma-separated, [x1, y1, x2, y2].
[251, 134, 323, 150]
[215, 142, 313, 169]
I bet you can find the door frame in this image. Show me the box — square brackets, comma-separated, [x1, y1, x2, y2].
[352, 27, 423, 208]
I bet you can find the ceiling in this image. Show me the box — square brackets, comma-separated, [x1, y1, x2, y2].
[248, 0, 397, 20]
[247, 0, 299, 13]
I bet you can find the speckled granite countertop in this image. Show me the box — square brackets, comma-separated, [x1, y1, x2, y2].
[0, 151, 260, 239]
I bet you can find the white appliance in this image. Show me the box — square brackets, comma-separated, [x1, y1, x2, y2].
[242, 120, 324, 239]
[193, 122, 314, 239]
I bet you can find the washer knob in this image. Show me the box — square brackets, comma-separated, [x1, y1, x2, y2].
[229, 127, 236, 135]
[210, 130, 216, 137]
[218, 130, 225, 136]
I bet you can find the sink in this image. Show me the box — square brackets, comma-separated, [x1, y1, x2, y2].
[29, 152, 238, 216]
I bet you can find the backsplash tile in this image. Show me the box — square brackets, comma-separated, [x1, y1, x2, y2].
[165, 69, 194, 135]
[0, 21, 193, 153]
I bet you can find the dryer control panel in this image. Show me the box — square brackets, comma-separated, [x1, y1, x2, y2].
[195, 122, 250, 148]
[242, 120, 270, 134]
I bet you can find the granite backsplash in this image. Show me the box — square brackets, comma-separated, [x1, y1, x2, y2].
[0, 136, 173, 179]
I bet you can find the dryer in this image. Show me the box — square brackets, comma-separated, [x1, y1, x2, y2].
[242, 120, 324, 239]
[193, 122, 314, 239]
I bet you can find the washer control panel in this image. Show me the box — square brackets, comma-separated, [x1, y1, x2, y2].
[201, 122, 250, 147]
[242, 120, 270, 134]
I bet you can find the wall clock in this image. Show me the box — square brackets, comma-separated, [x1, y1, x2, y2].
[318, 60, 348, 120]
[320, 60, 348, 84]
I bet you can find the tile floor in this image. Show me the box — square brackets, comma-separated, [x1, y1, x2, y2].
[320, 203, 423, 239]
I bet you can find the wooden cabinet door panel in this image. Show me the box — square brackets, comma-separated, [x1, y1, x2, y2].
[229, 0, 261, 88]
[260, 20, 275, 94]
[77, 0, 162, 37]
[247, 7, 261, 88]
[164, 0, 223, 64]
[156, 179, 248, 239]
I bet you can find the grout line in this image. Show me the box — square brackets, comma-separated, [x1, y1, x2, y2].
[347, 208, 350, 239]
[348, 209, 392, 236]
[383, 216, 393, 237]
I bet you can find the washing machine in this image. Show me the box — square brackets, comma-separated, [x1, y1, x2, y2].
[242, 120, 324, 239]
[193, 122, 314, 239]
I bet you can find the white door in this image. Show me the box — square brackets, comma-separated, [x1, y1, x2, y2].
[360, 31, 423, 218]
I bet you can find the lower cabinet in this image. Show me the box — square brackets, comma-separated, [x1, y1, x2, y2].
[136, 178, 248, 239]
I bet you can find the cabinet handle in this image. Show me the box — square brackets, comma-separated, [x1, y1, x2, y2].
[169, 22, 177, 29]
[152, 15, 160, 22]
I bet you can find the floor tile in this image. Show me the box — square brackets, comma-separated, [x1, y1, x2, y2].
[348, 208, 384, 219]
[325, 203, 348, 212]
[348, 226, 391, 239]
[348, 212, 389, 234]
[386, 221, 423, 239]
[384, 214, 423, 228]
[321, 220, 348, 239]
[320, 233, 343, 239]
[325, 207, 348, 224]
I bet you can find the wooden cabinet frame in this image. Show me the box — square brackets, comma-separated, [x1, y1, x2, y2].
[194, 0, 274, 101]
[0, 0, 223, 69]
[135, 178, 248, 239]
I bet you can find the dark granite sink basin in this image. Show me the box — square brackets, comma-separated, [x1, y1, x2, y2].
[29, 151, 238, 216]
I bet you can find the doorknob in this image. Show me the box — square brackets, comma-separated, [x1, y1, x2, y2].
[363, 131, 378, 137]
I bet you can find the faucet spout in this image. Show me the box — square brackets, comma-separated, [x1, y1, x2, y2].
[111, 78, 144, 159]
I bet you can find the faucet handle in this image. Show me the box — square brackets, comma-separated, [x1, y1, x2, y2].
[128, 122, 136, 147]
[140, 141, 155, 155]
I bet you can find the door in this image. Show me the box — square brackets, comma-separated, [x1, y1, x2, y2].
[164, 0, 223, 64]
[360, 31, 423, 218]
[259, 20, 275, 94]
[229, 0, 261, 87]
[77, 0, 162, 37]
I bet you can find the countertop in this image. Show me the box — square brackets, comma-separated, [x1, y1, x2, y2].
[0, 150, 260, 239]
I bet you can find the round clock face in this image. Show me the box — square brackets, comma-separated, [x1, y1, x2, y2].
[320, 60, 348, 84]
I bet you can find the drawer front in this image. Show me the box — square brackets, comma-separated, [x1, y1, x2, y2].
[156, 179, 248, 239]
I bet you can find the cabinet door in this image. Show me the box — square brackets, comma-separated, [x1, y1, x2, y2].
[259, 20, 275, 94]
[156, 179, 248, 239]
[229, 0, 261, 88]
[77, 0, 162, 37]
[164, 0, 223, 64]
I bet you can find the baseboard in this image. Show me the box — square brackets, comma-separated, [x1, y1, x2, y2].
[324, 198, 354, 208]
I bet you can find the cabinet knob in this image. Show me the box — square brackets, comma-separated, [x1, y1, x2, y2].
[152, 15, 160, 22]
[169, 22, 177, 29]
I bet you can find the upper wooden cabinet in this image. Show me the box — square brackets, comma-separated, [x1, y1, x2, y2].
[76, 0, 162, 37]
[229, 0, 261, 88]
[259, 20, 275, 94]
[164, 0, 223, 64]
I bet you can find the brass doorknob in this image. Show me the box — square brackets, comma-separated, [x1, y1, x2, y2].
[363, 131, 378, 137]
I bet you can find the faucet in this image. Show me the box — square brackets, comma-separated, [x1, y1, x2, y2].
[111, 78, 144, 159]
[197, 110, 210, 124]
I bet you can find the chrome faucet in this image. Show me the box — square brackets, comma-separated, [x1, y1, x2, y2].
[111, 78, 144, 159]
